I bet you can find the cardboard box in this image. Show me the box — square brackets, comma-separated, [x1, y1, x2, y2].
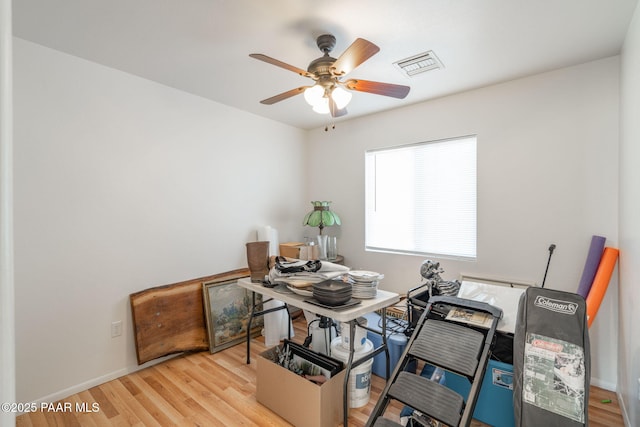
[257, 346, 345, 427]
[279, 242, 319, 260]
[279, 242, 304, 258]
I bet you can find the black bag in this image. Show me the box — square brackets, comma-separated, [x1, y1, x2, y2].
[274, 256, 322, 274]
[513, 287, 590, 427]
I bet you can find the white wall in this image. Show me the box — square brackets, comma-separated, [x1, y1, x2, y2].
[0, 1, 16, 426]
[307, 57, 620, 389]
[619, 2, 640, 425]
[13, 38, 307, 403]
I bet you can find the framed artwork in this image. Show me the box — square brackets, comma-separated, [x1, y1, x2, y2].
[459, 273, 534, 289]
[203, 272, 264, 354]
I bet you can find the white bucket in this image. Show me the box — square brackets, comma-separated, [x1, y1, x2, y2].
[340, 317, 368, 351]
[330, 337, 374, 408]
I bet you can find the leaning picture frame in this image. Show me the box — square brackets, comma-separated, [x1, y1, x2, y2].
[202, 269, 264, 354]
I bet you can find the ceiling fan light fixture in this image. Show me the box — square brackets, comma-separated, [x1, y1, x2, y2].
[304, 85, 325, 106]
[331, 86, 352, 109]
[312, 98, 330, 114]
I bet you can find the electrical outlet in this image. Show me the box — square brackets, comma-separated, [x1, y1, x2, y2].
[111, 320, 122, 338]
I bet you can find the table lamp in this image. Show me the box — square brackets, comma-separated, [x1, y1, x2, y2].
[303, 201, 341, 260]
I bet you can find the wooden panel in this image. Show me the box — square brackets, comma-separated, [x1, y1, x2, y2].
[130, 268, 250, 365]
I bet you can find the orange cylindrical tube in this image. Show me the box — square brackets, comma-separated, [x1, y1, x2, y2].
[586, 247, 619, 328]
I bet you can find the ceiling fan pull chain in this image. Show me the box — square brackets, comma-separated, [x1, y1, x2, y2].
[324, 119, 336, 132]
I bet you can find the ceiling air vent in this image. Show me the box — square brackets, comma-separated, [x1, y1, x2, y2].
[394, 51, 443, 77]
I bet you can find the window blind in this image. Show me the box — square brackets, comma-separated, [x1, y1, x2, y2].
[365, 135, 477, 259]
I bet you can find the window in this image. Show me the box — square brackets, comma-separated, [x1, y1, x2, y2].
[365, 135, 477, 259]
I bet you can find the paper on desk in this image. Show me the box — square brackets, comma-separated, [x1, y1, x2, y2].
[457, 281, 526, 334]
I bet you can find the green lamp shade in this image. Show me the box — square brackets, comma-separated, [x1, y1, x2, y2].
[303, 201, 341, 228]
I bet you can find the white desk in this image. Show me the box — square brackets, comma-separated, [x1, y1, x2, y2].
[238, 277, 400, 427]
[238, 277, 399, 322]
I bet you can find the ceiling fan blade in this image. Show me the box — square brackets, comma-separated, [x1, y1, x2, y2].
[259, 86, 309, 105]
[331, 38, 380, 76]
[344, 79, 410, 99]
[329, 98, 348, 118]
[249, 54, 313, 78]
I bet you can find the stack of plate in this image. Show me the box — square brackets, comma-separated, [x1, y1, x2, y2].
[283, 278, 315, 297]
[348, 270, 384, 299]
[312, 279, 352, 306]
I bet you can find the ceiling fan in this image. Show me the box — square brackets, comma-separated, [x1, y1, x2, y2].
[249, 34, 410, 118]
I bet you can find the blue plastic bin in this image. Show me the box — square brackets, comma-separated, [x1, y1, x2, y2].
[361, 312, 408, 379]
[445, 359, 515, 427]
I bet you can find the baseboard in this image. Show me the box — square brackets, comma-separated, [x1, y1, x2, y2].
[617, 389, 631, 427]
[24, 353, 180, 412]
[590, 376, 616, 391]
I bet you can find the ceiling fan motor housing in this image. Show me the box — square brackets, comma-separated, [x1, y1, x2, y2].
[308, 34, 339, 78]
[316, 34, 336, 54]
[308, 55, 337, 76]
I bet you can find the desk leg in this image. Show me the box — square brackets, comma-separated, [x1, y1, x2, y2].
[284, 303, 292, 340]
[245, 292, 291, 364]
[381, 307, 390, 379]
[343, 318, 357, 427]
[246, 292, 257, 364]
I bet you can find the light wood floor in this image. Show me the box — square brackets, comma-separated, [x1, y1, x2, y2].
[17, 316, 625, 427]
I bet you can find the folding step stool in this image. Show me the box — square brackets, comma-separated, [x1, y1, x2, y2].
[366, 295, 503, 427]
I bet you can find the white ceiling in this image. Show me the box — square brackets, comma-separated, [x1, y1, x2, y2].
[12, 0, 638, 130]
